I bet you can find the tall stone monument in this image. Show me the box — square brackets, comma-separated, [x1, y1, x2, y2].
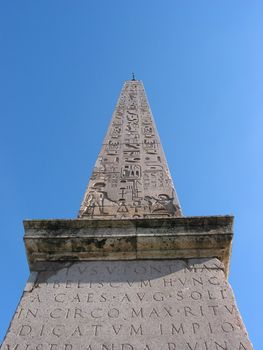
[1, 79, 253, 350]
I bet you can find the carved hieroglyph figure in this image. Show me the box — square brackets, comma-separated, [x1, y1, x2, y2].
[79, 182, 118, 217]
[79, 80, 182, 219]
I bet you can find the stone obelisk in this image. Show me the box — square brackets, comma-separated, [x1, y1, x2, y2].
[1, 79, 253, 350]
[79, 79, 181, 219]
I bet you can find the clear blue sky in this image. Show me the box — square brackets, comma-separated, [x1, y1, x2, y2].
[0, 1, 262, 347]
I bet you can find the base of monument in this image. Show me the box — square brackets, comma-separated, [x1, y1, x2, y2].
[1, 258, 253, 349]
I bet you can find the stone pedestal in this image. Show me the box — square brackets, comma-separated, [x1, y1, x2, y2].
[1, 216, 253, 350]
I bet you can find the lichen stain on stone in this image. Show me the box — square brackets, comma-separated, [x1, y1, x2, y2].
[93, 238, 107, 249]
[57, 255, 80, 261]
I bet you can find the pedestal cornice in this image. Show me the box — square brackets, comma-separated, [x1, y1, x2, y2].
[24, 215, 233, 276]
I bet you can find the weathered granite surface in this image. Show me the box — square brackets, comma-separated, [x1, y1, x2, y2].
[1, 259, 252, 350]
[23, 216, 233, 275]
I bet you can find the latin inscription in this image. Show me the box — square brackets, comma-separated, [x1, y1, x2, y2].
[2, 259, 252, 350]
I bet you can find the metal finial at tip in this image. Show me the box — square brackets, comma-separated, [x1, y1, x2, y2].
[132, 72, 135, 81]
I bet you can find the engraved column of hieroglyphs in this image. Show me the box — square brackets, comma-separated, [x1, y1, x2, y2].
[120, 82, 142, 216]
[138, 82, 182, 217]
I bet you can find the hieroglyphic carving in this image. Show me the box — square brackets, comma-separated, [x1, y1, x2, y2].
[145, 193, 179, 216]
[79, 181, 118, 217]
[121, 164, 141, 180]
[106, 140, 120, 155]
[110, 126, 122, 138]
[79, 80, 182, 218]
[143, 138, 158, 154]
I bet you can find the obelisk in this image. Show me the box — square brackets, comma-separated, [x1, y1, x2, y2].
[79, 79, 181, 219]
[1, 79, 253, 350]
